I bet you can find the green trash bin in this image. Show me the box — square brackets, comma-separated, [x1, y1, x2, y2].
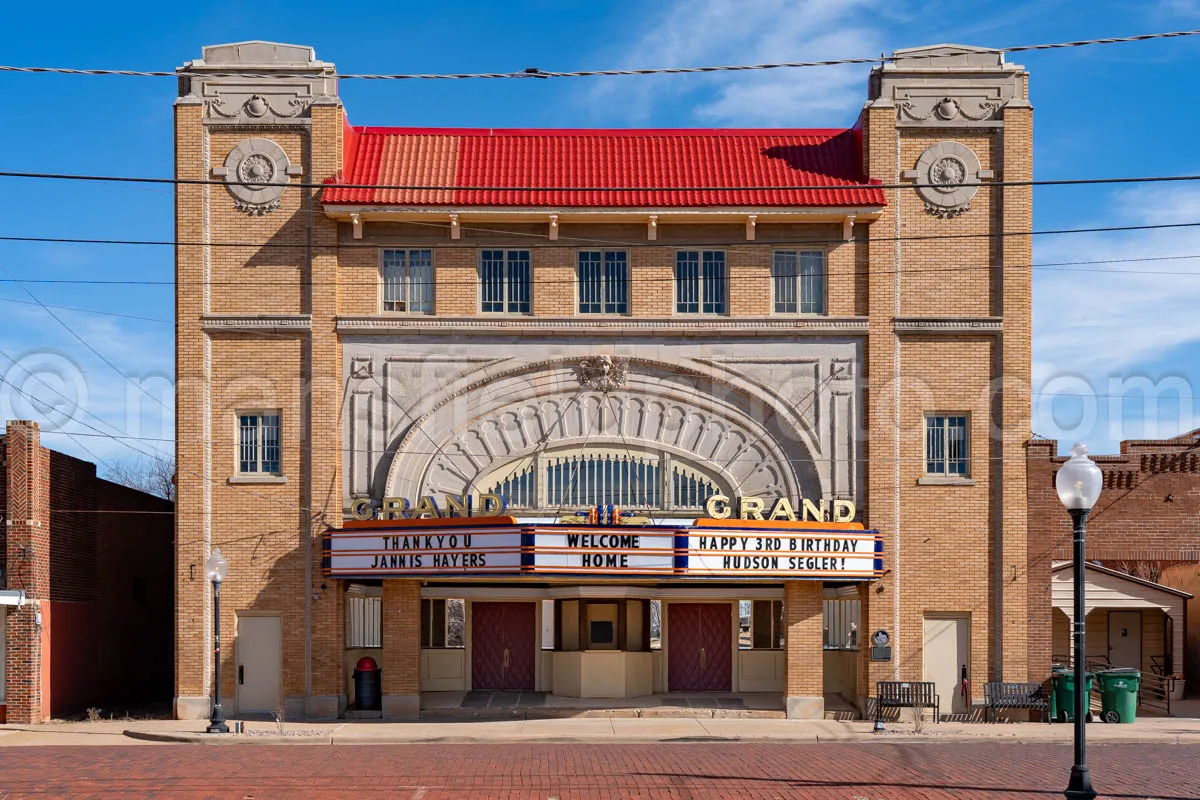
[1052, 670, 1095, 723]
[1096, 668, 1140, 724]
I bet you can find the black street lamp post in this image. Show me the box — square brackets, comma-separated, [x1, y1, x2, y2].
[1057, 444, 1102, 800]
[206, 548, 229, 734]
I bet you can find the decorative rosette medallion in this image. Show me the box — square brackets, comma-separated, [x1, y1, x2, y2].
[218, 138, 293, 216]
[913, 142, 982, 219]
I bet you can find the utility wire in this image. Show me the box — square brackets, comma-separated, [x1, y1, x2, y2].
[0, 29, 1196, 80]
[0, 294, 171, 323]
[31, 429, 1199, 457]
[0, 265, 174, 415]
[7, 221, 1200, 289]
[8, 167, 1200, 192]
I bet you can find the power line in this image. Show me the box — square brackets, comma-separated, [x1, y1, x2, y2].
[0, 29, 1196, 81]
[0, 294, 171, 323]
[0, 266, 174, 416]
[7, 167, 1200, 193]
[6, 221, 1200, 289]
[32, 428, 1198, 458]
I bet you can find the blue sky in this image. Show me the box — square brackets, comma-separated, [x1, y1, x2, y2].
[1, 0, 1199, 474]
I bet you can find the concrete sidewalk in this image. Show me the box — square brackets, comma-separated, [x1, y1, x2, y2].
[0, 708, 1198, 746]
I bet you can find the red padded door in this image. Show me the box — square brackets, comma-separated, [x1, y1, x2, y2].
[697, 603, 732, 691]
[471, 602, 537, 691]
[667, 603, 732, 692]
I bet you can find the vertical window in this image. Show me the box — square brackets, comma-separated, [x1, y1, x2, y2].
[480, 249, 531, 313]
[740, 599, 784, 649]
[925, 415, 969, 476]
[421, 598, 465, 648]
[823, 595, 861, 650]
[578, 251, 629, 314]
[381, 249, 433, 313]
[238, 413, 281, 474]
[345, 585, 382, 648]
[675, 250, 726, 314]
[773, 250, 826, 314]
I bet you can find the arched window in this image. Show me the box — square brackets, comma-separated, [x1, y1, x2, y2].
[479, 448, 727, 512]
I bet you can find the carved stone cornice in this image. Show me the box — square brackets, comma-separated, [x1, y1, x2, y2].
[335, 316, 871, 336]
[894, 317, 1003, 334]
[202, 314, 312, 334]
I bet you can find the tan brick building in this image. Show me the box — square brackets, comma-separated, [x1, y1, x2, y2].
[173, 41, 1033, 720]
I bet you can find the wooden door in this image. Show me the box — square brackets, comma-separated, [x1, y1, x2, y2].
[667, 603, 732, 692]
[471, 602, 537, 691]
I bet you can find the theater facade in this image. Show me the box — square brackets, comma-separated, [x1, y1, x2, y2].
[174, 41, 1033, 720]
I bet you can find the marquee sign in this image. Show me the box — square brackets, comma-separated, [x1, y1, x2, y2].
[531, 530, 677, 574]
[685, 529, 879, 578]
[325, 518, 882, 580]
[326, 527, 523, 574]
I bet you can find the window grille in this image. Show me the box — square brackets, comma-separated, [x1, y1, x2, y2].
[672, 464, 717, 509]
[675, 250, 726, 314]
[772, 250, 825, 314]
[925, 415, 969, 476]
[480, 249, 531, 313]
[238, 413, 280, 474]
[382, 249, 433, 312]
[488, 463, 537, 508]
[823, 596, 860, 650]
[345, 586, 382, 648]
[546, 454, 659, 508]
[578, 250, 629, 314]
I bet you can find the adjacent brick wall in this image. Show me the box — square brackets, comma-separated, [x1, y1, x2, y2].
[1026, 431, 1200, 682]
[2, 421, 175, 722]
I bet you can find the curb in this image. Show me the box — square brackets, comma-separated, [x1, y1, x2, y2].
[123, 729, 335, 745]
[123, 729, 1200, 746]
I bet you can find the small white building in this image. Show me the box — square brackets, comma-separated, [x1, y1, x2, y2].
[1052, 562, 1190, 694]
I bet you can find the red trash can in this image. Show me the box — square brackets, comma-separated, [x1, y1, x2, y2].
[353, 656, 381, 710]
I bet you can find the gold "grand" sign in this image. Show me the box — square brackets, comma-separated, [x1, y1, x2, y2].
[347, 493, 856, 523]
[348, 494, 506, 521]
[703, 494, 856, 523]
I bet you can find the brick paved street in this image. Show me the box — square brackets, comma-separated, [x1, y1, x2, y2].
[0, 743, 1195, 799]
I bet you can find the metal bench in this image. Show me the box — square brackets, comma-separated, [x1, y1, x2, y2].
[876, 681, 940, 723]
[984, 681, 1048, 723]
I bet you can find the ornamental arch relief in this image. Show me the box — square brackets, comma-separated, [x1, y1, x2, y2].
[341, 337, 863, 515]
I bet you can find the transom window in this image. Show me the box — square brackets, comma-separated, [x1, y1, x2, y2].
[925, 414, 969, 476]
[480, 249, 531, 313]
[772, 250, 826, 314]
[238, 412, 280, 474]
[381, 249, 433, 313]
[578, 250, 629, 314]
[675, 250, 727, 314]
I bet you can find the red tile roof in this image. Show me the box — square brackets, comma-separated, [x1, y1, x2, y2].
[323, 126, 885, 208]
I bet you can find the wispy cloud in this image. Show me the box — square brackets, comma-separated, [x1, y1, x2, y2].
[1032, 184, 1200, 444]
[587, 0, 883, 125]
